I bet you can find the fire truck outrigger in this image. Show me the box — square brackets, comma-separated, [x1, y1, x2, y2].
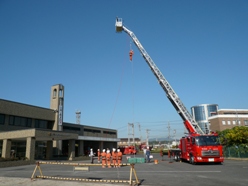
[115, 18, 224, 164]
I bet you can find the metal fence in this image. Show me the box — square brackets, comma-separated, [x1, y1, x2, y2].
[223, 146, 248, 158]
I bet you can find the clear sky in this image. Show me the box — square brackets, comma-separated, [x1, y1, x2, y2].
[1, 0, 248, 140]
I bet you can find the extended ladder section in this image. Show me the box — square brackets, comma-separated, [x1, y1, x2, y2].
[115, 18, 204, 135]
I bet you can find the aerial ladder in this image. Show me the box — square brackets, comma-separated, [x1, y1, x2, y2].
[115, 18, 224, 164]
[115, 18, 204, 135]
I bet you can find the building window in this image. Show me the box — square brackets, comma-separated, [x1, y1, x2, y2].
[53, 89, 57, 98]
[244, 120, 248, 126]
[222, 120, 226, 125]
[238, 120, 241, 125]
[35, 119, 53, 129]
[84, 128, 101, 133]
[103, 131, 116, 135]
[0, 114, 5, 125]
[227, 120, 231, 125]
[59, 89, 63, 98]
[9, 116, 32, 127]
[63, 126, 81, 131]
[232, 120, 236, 125]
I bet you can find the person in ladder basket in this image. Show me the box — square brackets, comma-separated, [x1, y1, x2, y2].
[117, 149, 123, 167]
[101, 149, 106, 168]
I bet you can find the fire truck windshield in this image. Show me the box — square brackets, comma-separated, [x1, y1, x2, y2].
[195, 136, 220, 146]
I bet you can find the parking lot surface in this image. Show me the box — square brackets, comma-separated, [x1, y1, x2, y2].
[0, 153, 248, 186]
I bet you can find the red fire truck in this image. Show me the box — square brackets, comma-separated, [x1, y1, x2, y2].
[116, 18, 224, 164]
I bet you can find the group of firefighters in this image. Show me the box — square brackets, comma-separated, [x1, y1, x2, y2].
[96, 148, 123, 168]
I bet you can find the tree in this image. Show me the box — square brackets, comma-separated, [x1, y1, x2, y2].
[217, 126, 248, 146]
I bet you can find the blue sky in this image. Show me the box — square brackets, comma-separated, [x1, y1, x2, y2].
[1, 0, 248, 140]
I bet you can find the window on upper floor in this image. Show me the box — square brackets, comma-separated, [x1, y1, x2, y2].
[38, 120, 53, 129]
[227, 120, 231, 125]
[244, 120, 248, 126]
[53, 89, 57, 98]
[9, 115, 32, 127]
[0, 114, 5, 124]
[222, 120, 226, 125]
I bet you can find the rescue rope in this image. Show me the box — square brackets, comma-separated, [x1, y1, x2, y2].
[107, 35, 129, 129]
[130, 40, 135, 124]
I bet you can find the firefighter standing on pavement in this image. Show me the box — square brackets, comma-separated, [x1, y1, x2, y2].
[97, 149, 101, 163]
[160, 148, 164, 161]
[117, 149, 123, 167]
[101, 149, 106, 168]
[112, 148, 117, 168]
[106, 150, 112, 168]
[89, 148, 94, 164]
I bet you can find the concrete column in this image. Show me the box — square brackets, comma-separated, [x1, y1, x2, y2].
[100, 141, 103, 151]
[46, 141, 53, 160]
[78, 140, 84, 156]
[2, 139, 11, 158]
[26, 137, 35, 161]
[68, 140, 75, 161]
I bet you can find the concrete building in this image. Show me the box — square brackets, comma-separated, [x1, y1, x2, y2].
[118, 138, 141, 147]
[208, 109, 248, 132]
[0, 84, 119, 161]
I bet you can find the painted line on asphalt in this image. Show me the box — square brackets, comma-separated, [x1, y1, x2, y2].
[2, 170, 221, 173]
[85, 170, 222, 173]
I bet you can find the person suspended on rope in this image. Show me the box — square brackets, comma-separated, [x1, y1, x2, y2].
[129, 50, 134, 61]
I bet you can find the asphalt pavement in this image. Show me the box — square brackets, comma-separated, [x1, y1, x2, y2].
[0, 153, 248, 186]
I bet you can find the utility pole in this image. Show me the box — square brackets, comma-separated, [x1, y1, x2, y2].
[146, 129, 150, 147]
[137, 123, 142, 144]
[173, 129, 176, 147]
[128, 123, 134, 146]
[168, 122, 173, 163]
[167, 122, 171, 149]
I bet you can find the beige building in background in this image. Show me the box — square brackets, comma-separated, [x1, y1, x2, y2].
[208, 109, 248, 132]
[0, 84, 119, 161]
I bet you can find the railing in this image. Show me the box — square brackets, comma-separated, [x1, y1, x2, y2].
[224, 146, 248, 158]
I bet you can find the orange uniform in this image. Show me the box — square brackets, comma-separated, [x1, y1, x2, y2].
[160, 149, 163, 161]
[97, 149, 101, 163]
[106, 150, 111, 168]
[101, 150, 106, 168]
[117, 149, 123, 167]
[129, 50, 134, 61]
[112, 149, 117, 168]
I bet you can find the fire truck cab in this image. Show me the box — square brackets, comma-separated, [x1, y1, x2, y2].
[179, 134, 224, 164]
